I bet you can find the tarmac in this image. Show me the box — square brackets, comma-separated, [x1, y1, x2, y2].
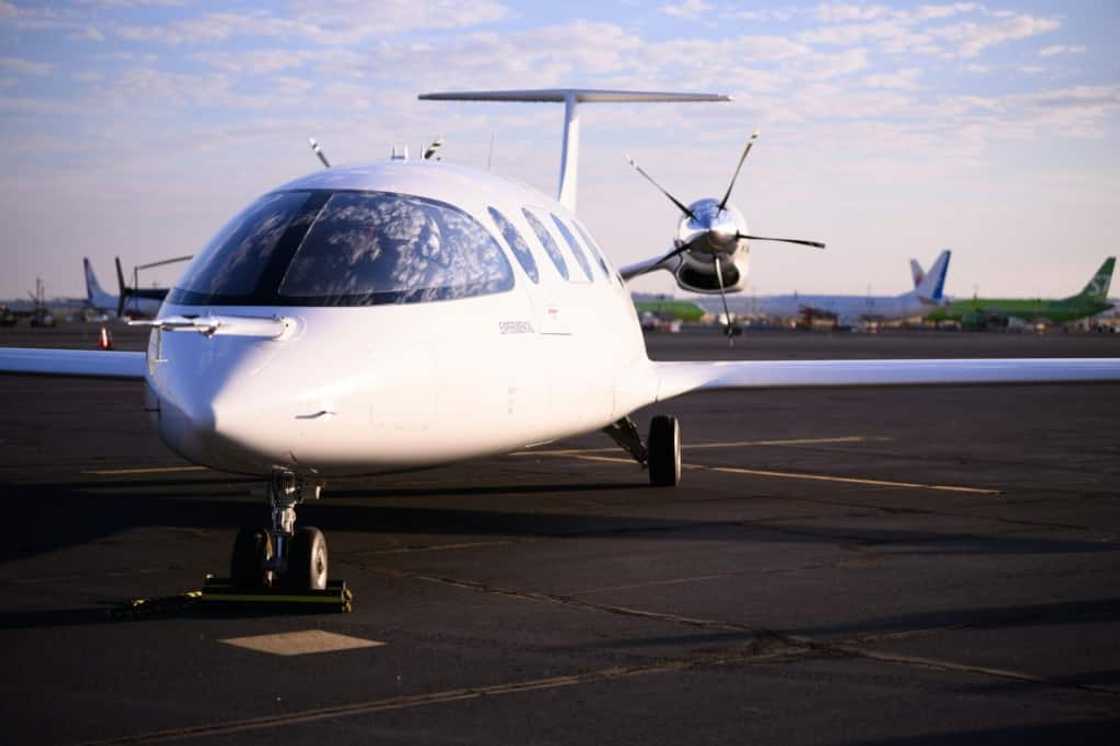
[1, 323, 1119, 744]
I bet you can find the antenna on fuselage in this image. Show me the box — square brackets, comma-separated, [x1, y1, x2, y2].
[487, 132, 495, 171]
[418, 89, 730, 211]
[308, 137, 331, 169]
[423, 137, 443, 161]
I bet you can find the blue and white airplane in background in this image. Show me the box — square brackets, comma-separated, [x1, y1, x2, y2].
[696, 250, 951, 328]
[84, 257, 166, 319]
[2, 89, 1118, 593]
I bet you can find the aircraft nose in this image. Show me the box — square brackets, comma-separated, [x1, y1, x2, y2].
[151, 337, 294, 473]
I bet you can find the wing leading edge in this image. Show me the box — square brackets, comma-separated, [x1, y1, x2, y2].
[654, 358, 1120, 402]
[0, 348, 146, 380]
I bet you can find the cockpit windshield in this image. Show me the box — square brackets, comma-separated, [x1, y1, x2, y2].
[169, 190, 514, 306]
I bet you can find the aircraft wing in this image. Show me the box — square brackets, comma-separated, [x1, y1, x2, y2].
[0, 348, 146, 380]
[653, 358, 1120, 401]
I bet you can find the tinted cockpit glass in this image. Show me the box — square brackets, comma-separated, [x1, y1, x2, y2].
[168, 190, 514, 306]
[279, 192, 513, 305]
[173, 191, 315, 301]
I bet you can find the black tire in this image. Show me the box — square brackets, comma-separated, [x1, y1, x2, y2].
[648, 415, 682, 487]
[287, 526, 328, 591]
[230, 527, 273, 588]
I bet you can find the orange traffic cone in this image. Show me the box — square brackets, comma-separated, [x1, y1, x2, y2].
[98, 326, 113, 350]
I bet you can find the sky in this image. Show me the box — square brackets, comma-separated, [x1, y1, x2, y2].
[1, 0, 1118, 300]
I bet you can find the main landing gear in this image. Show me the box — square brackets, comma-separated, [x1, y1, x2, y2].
[230, 470, 328, 590]
[603, 414, 683, 487]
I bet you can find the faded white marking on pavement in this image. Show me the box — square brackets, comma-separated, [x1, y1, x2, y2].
[219, 630, 385, 656]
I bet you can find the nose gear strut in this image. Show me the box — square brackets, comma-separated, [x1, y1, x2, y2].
[230, 470, 329, 591]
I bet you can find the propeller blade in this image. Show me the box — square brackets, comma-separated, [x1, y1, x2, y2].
[625, 154, 696, 220]
[713, 258, 736, 346]
[737, 233, 825, 249]
[115, 257, 127, 318]
[718, 130, 759, 211]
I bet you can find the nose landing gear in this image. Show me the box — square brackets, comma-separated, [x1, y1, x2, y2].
[230, 470, 328, 591]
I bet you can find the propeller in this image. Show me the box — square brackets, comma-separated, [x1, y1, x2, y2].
[115, 256, 127, 319]
[736, 233, 825, 249]
[713, 258, 735, 346]
[625, 155, 696, 220]
[718, 130, 758, 210]
[627, 131, 824, 255]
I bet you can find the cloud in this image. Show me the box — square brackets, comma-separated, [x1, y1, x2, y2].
[113, 1, 508, 46]
[69, 25, 105, 42]
[815, 3, 892, 23]
[934, 13, 1060, 58]
[0, 57, 53, 76]
[802, 5, 1058, 59]
[1039, 44, 1087, 57]
[862, 67, 921, 90]
[659, 0, 711, 18]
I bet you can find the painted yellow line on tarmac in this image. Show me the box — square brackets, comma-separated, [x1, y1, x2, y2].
[707, 466, 1001, 495]
[513, 435, 886, 457]
[83, 465, 209, 476]
[688, 436, 888, 449]
[557, 453, 1001, 495]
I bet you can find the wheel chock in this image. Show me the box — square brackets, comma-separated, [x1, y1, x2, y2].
[199, 575, 353, 613]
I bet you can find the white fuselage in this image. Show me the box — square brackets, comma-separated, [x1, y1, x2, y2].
[147, 162, 656, 477]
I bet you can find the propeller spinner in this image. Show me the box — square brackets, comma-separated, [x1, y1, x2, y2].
[626, 131, 825, 340]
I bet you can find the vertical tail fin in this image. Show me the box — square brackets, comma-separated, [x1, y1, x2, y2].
[83, 258, 117, 312]
[910, 259, 925, 289]
[1077, 257, 1114, 301]
[915, 250, 951, 302]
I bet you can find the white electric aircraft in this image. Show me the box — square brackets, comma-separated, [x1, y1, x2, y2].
[2, 89, 1119, 592]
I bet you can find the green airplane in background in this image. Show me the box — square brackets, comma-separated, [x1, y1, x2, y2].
[633, 296, 706, 322]
[924, 257, 1115, 329]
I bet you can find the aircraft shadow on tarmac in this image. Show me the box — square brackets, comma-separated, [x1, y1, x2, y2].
[2, 479, 1118, 632]
[4, 479, 1118, 564]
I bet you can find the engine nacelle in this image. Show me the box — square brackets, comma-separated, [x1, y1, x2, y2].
[672, 250, 749, 295]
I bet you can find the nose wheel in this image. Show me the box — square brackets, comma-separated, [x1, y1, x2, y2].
[230, 471, 328, 591]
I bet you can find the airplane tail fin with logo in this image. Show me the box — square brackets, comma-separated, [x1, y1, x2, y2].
[910, 259, 925, 289]
[914, 250, 951, 303]
[83, 258, 118, 313]
[1076, 257, 1115, 301]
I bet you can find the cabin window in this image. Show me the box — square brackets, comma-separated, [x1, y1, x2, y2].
[169, 190, 514, 306]
[572, 220, 614, 282]
[278, 192, 513, 304]
[550, 215, 594, 283]
[488, 207, 538, 284]
[522, 208, 569, 281]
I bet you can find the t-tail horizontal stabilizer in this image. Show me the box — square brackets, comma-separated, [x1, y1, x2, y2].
[419, 89, 730, 211]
